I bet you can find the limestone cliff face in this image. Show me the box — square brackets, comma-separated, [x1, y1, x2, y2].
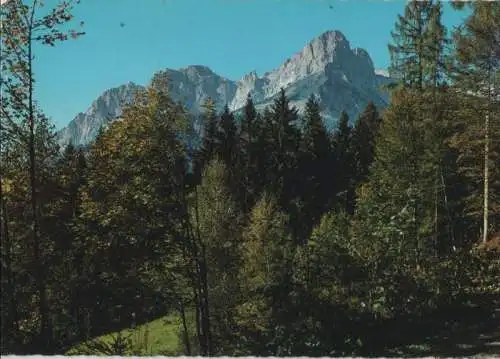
[57, 82, 143, 147]
[163, 65, 237, 114]
[58, 30, 392, 147]
[230, 30, 389, 130]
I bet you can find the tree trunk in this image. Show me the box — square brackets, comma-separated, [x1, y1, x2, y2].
[483, 112, 489, 243]
[180, 178, 205, 355]
[192, 186, 212, 355]
[185, 234, 203, 354]
[199, 244, 213, 355]
[179, 300, 191, 355]
[434, 173, 439, 257]
[440, 169, 455, 251]
[27, 6, 52, 350]
[193, 256, 205, 355]
[74, 250, 86, 340]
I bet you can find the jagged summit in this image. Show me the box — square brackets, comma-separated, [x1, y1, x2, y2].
[57, 29, 392, 147]
[312, 29, 350, 53]
[229, 28, 384, 120]
[268, 29, 352, 81]
[320, 29, 347, 40]
[182, 65, 216, 75]
[242, 70, 259, 81]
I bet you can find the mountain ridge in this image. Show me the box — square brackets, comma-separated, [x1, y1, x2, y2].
[57, 29, 393, 147]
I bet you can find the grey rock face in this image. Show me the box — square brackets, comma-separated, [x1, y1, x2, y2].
[164, 65, 237, 114]
[58, 30, 392, 147]
[57, 82, 144, 147]
[228, 30, 390, 130]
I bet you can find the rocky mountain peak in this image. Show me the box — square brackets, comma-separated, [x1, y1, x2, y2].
[320, 29, 347, 41]
[260, 29, 371, 94]
[182, 65, 216, 78]
[87, 82, 141, 116]
[229, 29, 381, 114]
[57, 29, 393, 147]
[243, 70, 259, 81]
[315, 30, 349, 52]
[303, 30, 350, 64]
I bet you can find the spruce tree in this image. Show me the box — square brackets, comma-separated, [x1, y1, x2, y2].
[423, 1, 448, 87]
[389, 0, 447, 90]
[241, 93, 258, 146]
[195, 98, 219, 180]
[267, 89, 301, 209]
[239, 94, 259, 212]
[299, 94, 331, 233]
[331, 111, 355, 214]
[351, 102, 382, 184]
[216, 105, 238, 165]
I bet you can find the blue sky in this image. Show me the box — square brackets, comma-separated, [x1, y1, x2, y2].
[32, 0, 470, 129]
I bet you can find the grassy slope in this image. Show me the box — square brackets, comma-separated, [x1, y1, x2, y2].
[66, 313, 185, 355]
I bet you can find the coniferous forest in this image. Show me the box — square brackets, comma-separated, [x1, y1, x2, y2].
[1, 0, 499, 356]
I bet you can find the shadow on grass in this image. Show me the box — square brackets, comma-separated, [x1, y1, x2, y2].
[360, 294, 500, 357]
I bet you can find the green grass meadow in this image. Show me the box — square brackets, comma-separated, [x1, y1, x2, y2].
[66, 312, 192, 355]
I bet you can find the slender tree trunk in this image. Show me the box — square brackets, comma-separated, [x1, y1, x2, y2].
[180, 177, 204, 355]
[185, 232, 203, 354]
[414, 201, 420, 271]
[26, 3, 51, 350]
[185, 243, 202, 354]
[483, 112, 489, 243]
[434, 174, 439, 257]
[440, 169, 455, 250]
[192, 291, 201, 350]
[195, 243, 211, 355]
[193, 185, 213, 355]
[188, 186, 211, 356]
[179, 300, 191, 355]
[193, 193, 206, 356]
[72, 248, 86, 341]
[193, 256, 205, 355]
[199, 244, 213, 355]
[482, 29, 495, 243]
[69, 171, 87, 341]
